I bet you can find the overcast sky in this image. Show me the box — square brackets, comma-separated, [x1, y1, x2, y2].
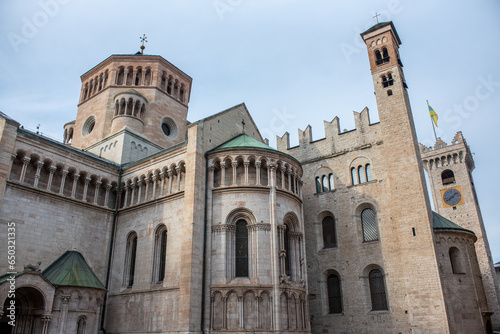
[1, 1, 499, 261]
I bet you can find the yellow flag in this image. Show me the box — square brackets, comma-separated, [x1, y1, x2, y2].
[428, 101, 438, 127]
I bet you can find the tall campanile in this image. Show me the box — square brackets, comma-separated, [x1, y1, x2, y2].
[361, 22, 450, 333]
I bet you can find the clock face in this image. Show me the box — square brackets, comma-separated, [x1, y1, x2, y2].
[443, 188, 462, 206]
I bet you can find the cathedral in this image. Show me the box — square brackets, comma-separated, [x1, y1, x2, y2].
[0, 22, 499, 334]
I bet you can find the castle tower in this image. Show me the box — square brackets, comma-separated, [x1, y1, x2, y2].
[360, 22, 450, 332]
[421, 133, 500, 327]
[63, 53, 192, 164]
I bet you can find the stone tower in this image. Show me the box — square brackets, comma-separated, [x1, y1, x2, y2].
[63, 53, 192, 164]
[420, 133, 500, 327]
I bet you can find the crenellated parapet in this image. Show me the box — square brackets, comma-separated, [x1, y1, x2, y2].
[276, 107, 381, 163]
[420, 132, 474, 172]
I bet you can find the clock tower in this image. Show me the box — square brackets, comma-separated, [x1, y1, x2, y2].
[421, 132, 500, 327]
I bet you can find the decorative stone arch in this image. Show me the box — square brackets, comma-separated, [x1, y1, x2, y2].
[349, 156, 373, 185]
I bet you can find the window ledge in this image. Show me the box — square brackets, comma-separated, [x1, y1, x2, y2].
[368, 310, 390, 314]
[347, 179, 377, 188]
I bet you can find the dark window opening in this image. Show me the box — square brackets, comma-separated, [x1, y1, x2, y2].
[441, 169, 455, 185]
[327, 274, 343, 314]
[128, 236, 137, 287]
[322, 216, 337, 249]
[158, 230, 167, 282]
[375, 48, 390, 65]
[382, 73, 394, 88]
[235, 220, 249, 277]
[162, 123, 171, 136]
[284, 226, 291, 277]
[387, 89, 393, 96]
[369, 269, 388, 310]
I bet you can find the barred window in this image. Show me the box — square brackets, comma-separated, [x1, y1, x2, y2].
[369, 269, 388, 310]
[235, 220, 249, 277]
[322, 216, 337, 249]
[327, 274, 342, 314]
[362, 208, 378, 242]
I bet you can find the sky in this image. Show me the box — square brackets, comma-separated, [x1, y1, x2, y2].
[0, 1, 499, 261]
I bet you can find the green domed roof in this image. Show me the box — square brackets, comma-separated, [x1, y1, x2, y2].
[432, 211, 475, 236]
[209, 134, 278, 153]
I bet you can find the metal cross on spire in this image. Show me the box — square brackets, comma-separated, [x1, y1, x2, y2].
[140, 34, 148, 54]
[373, 12, 381, 24]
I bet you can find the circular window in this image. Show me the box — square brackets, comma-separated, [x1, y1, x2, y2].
[161, 117, 177, 137]
[82, 116, 96, 136]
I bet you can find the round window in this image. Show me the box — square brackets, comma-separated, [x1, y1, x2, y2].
[161, 117, 177, 137]
[82, 116, 96, 136]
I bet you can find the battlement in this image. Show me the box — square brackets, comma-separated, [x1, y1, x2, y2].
[419, 132, 474, 171]
[276, 107, 381, 162]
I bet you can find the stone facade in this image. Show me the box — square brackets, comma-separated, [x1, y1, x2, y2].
[0, 21, 498, 334]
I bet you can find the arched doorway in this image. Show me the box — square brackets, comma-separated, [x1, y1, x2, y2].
[1, 287, 45, 334]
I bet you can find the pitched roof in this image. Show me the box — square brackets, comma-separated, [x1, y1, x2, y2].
[42, 251, 105, 289]
[432, 211, 475, 236]
[360, 21, 402, 45]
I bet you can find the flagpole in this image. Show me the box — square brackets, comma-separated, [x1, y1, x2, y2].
[427, 100, 437, 141]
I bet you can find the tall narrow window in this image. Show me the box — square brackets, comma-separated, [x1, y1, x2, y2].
[322, 216, 336, 249]
[449, 247, 465, 274]
[328, 173, 334, 190]
[366, 164, 372, 181]
[322, 175, 329, 192]
[369, 269, 388, 310]
[375, 50, 382, 65]
[124, 233, 138, 287]
[382, 47, 389, 61]
[315, 177, 321, 193]
[152, 227, 168, 283]
[284, 225, 291, 277]
[351, 167, 358, 185]
[77, 316, 87, 334]
[358, 165, 366, 183]
[235, 220, 249, 277]
[362, 208, 378, 242]
[327, 274, 342, 314]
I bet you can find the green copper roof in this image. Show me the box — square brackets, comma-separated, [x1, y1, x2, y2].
[42, 251, 105, 289]
[210, 134, 277, 153]
[432, 211, 475, 236]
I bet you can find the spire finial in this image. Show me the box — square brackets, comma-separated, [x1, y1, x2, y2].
[140, 34, 148, 54]
[373, 12, 381, 24]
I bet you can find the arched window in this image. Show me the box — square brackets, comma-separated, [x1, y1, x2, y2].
[441, 169, 455, 185]
[322, 216, 336, 249]
[235, 220, 249, 277]
[366, 164, 372, 181]
[361, 208, 378, 242]
[382, 47, 389, 61]
[351, 167, 358, 185]
[328, 173, 334, 190]
[152, 226, 167, 283]
[315, 177, 321, 193]
[449, 247, 465, 274]
[180, 86, 185, 102]
[124, 233, 138, 287]
[327, 273, 342, 314]
[322, 175, 329, 192]
[358, 165, 366, 183]
[369, 269, 388, 310]
[77, 316, 87, 334]
[284, 225, 291, 277]
[375, 50, 382, 65]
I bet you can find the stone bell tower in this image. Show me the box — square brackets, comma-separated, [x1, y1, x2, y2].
[420, 132, 500, 327]
[360, 22, 450, 332]
[63, 49, 192, 164]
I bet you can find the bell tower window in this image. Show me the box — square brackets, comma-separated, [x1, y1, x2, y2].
[382, 73, 393, 87]
[441, 169, 455, 185]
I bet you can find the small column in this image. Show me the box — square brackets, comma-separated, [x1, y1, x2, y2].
[238, 296, 244, 329]
[256, 296, 262, 329]
[176, 167, 182, 191]
[19, 156, 31, 183]
[47, 166, 57, 191]
[105, 184, 112, 208]
[137, 180, 143, 204]
[130, 183, 136, 205]
[41, 315, 52, 334]
[82, 176, 91, 201]
[123, 185, 130, 208]
[94, 298, 103, 334]
[71, 173, 80, 199]
[58, 295, 70, 334]
[255, 161, 261, 185]
[232, 162, 238, 186]
[243, 161, 249, 185]
[93, 179, 102, 205]
[123, 70, 129, 86]
[168, 170, 174, 194]
[152, 175, 158, 199]
[33, 161, 44, 188]
[144, 177, 150, 202]
[280, 167, 286, 189]
[210, 296, 215, 330]
[59, 170, 68, 195]
[220, 162, 226, 187]
[222, 296, 228, 330]
[287, 168, 292, 191]
[160, 171, 166, 196]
